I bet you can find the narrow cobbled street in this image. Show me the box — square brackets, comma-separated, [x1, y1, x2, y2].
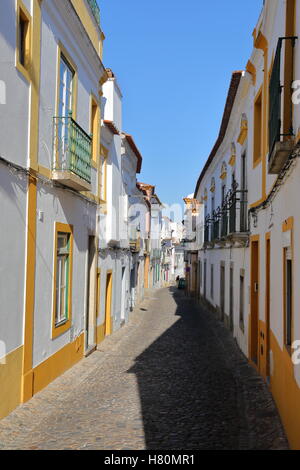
[0, 288, 288, 450]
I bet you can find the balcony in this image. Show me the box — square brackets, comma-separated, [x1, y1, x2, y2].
[52, 115, 92, 191]
[268, 37, 296, 174]
[86, 0, 101, 29]
[203, 185, 249, 248]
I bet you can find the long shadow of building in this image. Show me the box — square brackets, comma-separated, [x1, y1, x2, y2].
[127, 287, 242, 450]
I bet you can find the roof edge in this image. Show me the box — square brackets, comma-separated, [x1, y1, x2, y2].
[194, 71, 243, 198]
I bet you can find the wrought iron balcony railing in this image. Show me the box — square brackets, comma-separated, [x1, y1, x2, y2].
[212, 209, 221, 241]
[228, 187, 248, 234]
[86, 0, 101, 29]
[204, 215, 211, 243]
[269, 38, 283, 159]
[53, 115, 92, 186]
[203, 184, 248, 247]
[268, 37, 297, 173]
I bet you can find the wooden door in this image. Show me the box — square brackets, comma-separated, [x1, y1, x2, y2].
[250, 240, 259, 365]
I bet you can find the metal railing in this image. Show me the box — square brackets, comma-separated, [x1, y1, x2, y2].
[203, 184, 248, 245]
[269, 39, 283, 158]
[204, 215, 210, 243]
[86, 0, 101, 29]
[212, 209, 221, 241]
[269, 37, 297, 158]
[228, 186, 248, 234]
[53, 115, 92, 184]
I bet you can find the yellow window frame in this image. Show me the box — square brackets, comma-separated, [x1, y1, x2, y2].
[16, 0, 32, 82]
[282, 217, 294, 355]
[52, 222, 74, 339]
[253, 86, 263, 168]
[90, 94, 100, 166]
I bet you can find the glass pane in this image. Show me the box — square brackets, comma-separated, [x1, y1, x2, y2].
[57, 233, 68, 251]
[55, 246, 69, 325]
[56, 256, 62, 324]
[58, 56, 74, 167]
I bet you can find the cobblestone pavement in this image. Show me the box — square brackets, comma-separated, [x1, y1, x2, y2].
[0, 287, 289, 450]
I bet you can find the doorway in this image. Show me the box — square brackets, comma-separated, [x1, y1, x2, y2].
[220, 262, 225, 322]
[105, 272, 113, 336]
[250, 239, 259, 365]
[130, 266, 136, 311]
[204, 260, 207, 299]
[266, 236, 271, 380]
[85, 235, 97, 352]
[121, 267, 126, 323]
[229, 263, 234, 332]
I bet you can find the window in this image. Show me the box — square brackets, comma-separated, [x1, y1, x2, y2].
[240, 152, 247, 232]
[16, 1, 31, 78]
[90, 97, 99, 163]
[59, 55, 74, 119]
[192, 214, 197, 232]
[99, 146, 108, 202]
[52, 223, 73, 338]
[253, 89, 262, 165]
[55, 233, 70, 325]
[285, 248, 293, 347]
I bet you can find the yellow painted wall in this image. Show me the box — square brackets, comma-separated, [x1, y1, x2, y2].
[96, 323, 105, 345]
[32, 334, 84, 395]
[0, 347, 23, 420]
[270, 331, 300, 450]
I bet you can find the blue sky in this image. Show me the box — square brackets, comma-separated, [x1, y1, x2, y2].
[99, 0, 262, 209]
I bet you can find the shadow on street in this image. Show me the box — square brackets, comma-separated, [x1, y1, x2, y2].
[128, 287, 242, 450]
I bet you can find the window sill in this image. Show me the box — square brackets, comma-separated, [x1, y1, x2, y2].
[52, 318, 71, 339]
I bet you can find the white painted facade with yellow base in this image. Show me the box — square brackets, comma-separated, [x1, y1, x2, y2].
[0, 0, 106, 418]
[194, 0, 300, 449]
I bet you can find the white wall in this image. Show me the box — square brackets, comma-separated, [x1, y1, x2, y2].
[0, 164, 27, 354]
[0, 0, 30, 168]
[33, 183, 97, 367]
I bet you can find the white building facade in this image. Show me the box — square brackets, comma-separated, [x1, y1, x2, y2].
[194, 0, 300, 449]
[0, 0, 164, 422]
